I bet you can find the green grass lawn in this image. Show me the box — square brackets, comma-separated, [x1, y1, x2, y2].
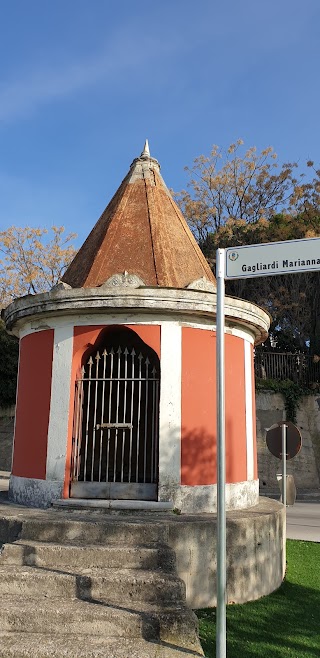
[197, 540, 320, 658]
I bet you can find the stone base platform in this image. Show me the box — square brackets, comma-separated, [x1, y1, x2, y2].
[0, 494, 285, 608]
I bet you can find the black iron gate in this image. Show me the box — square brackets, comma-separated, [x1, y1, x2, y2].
[70, 342, 160, 500]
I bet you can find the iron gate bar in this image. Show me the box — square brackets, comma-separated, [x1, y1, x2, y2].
[99, 349, 108, 482]
[136, 353, 143, 482]
[71, 342, 160, 497]
[143, 357, 149, 482]
[128, 348, 135, 482]
[91, 352, 100, 481]
[107, 348, 114, 482]
[121, 348, 129, 482]
[113, 347, 122, 483]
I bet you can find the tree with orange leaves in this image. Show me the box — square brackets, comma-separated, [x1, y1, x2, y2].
[175, 140, 301, 242]
[0, 225, 77, 307]
[176, 141, 320, 355]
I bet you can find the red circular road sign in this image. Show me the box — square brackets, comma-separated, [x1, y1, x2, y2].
[266, 421, 302, 460]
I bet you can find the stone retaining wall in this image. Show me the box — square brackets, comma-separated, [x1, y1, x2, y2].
[0, 407, 14, 472]
[257, 392, 320, 492]
[168, 498, 285, 607]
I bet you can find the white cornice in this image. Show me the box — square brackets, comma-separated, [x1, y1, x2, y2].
[2, 286, 270, 344]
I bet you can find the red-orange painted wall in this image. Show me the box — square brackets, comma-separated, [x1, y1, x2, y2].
[181, 328, 247, 486]
[181, 328, 216, 485]
[12, 330, 54, 479]
[225, 334, 247, 483]
[63, 324, 161, 497]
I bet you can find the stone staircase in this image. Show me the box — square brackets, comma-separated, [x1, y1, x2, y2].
[0, 514, 204, 657]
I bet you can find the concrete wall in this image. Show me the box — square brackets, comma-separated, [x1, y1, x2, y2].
[168, 498, 285, 607]
[257, 391, 320, 492]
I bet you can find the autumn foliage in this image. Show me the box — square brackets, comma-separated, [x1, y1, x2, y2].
[175, 141, 320, 354]
[0, 225, 77, 307]
[176, 140, 320, 242]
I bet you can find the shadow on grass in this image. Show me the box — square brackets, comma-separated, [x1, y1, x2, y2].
[198, 579, 320, 658]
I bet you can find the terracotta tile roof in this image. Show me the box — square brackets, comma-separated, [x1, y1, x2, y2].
[62, 142, 216, 289]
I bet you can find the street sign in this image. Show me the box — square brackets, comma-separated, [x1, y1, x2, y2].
[215, 237, 319, 658]
[266, 421, 302, 460]
[225, 236, 320, 279]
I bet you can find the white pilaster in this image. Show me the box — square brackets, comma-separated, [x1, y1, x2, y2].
[46, 324, 74, 481]
[158, 323, 182, 500]
[244, 339, 254, 480]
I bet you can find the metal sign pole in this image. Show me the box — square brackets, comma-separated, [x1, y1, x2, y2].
[216, 248, 226, 658]
[282, 424, 287, 509]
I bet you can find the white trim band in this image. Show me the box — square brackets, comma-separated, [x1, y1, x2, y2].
[4, 285, 270, 345]
[170, 480, 259, 513]
[46, 325, 74, 482]
[9, 475, 63, 508]
[8, 474, 259, 512]
[158, 323, 182, 498]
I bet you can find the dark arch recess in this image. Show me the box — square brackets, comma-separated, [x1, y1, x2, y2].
[81, 325, 159, 370]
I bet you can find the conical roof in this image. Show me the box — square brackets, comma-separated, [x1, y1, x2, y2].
[62, 142, 216, 289]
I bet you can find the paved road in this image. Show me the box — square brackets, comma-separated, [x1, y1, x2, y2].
[286, 502, 320, 542]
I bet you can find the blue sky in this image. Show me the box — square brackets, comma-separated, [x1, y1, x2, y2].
[0, 0, 319, 246]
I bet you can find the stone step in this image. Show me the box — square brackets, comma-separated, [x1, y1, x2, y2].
[0, 514, 204, 655]
[0, 540, 176, 571]
[52, 499, 174, 512]
[0, 633, 204, 657]
[0, 597, 200, 648]
[0, 598, 144, 638]
[19, 518, 169, 545]
[0, 565, 186, 604]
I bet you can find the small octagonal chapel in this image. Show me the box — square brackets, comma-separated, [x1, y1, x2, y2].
[4, 142, 269, 510]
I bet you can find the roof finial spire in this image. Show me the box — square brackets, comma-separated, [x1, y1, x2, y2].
[141, 139, 150, 158]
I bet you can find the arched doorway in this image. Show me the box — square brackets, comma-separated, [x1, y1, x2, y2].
[70, 327, 160, 500]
